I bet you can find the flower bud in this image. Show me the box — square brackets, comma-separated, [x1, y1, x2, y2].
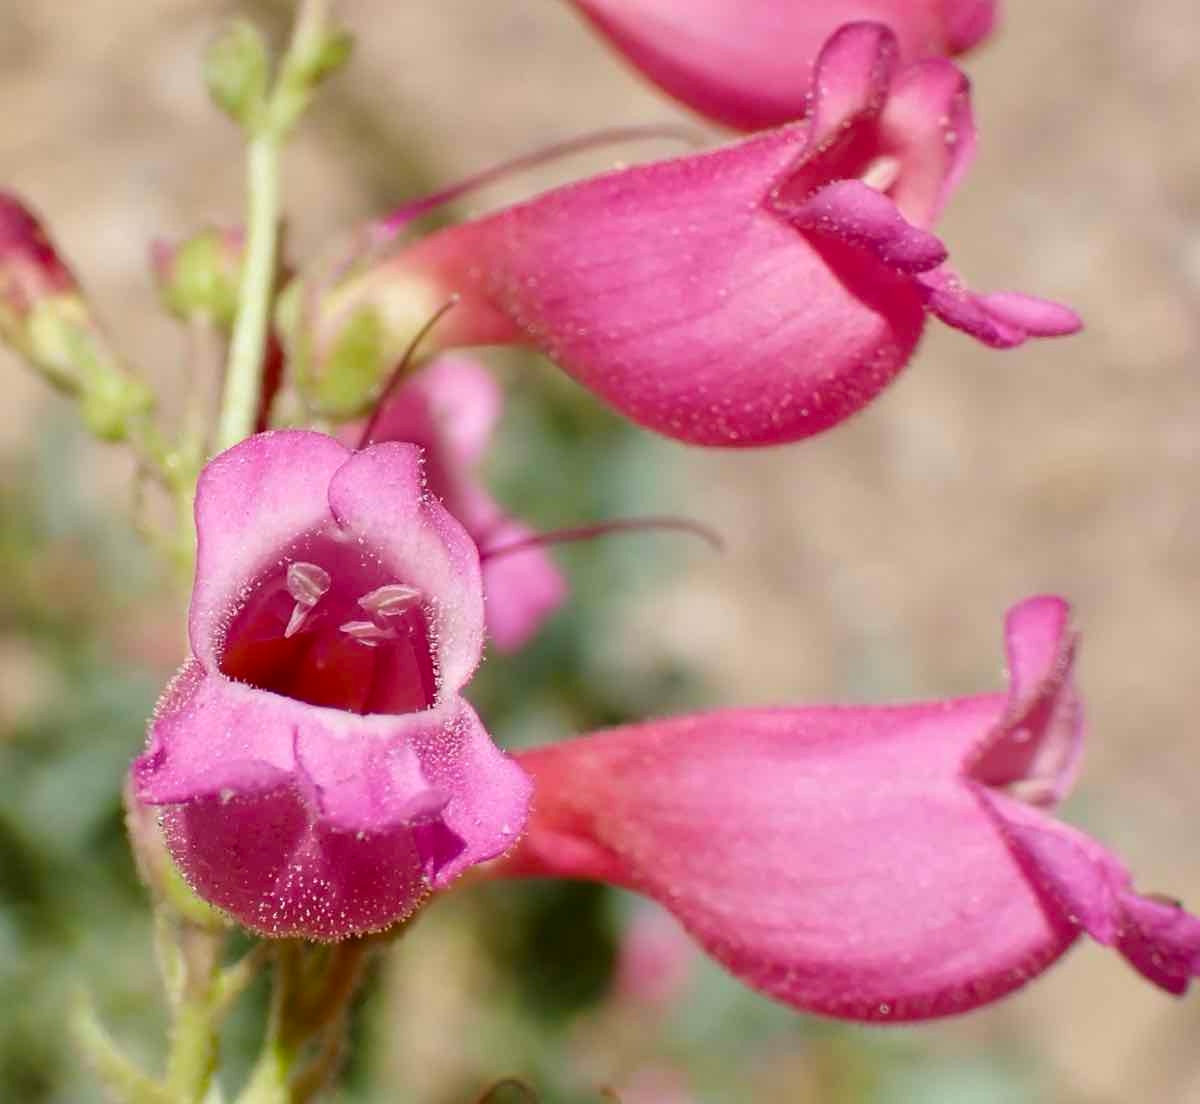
[0, 192, 81, 383]
[150, 227, 245, 329]
[0, 194, 156, 441]
[277, 265, 443, 420]
[204, 19, 269, 128]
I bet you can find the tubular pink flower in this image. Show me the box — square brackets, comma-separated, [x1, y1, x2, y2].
[361, 356, 567, 652]
[569, 0, 998, 130]
[386, 24, 1079, 447]
[133, 431, 531, 940]
[496, 597, 1200, 1020]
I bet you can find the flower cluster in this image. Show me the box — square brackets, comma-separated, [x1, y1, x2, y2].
[115, 0, 1199, 1031]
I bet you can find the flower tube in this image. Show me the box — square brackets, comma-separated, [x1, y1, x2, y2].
[497, 597, 1200, 1020]
[569, 0, 997, 130]
[133, 431, 531, 940]
[365, 24, 1078, 447]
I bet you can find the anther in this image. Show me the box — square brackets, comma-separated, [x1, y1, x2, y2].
[358, 583, 422, 618]
[860, 155, 901, 193]
[284, 562, 332, 639]
[339, 620, 393, 646]
[287, 562, 331, 606]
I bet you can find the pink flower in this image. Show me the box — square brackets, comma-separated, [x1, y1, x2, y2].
[133, 431, 531, 940]
[495, 596, 1200, 1020]
[383, 24, 1079, 447]
[361, 356, 567, 652]
[570, 0, 997, 130]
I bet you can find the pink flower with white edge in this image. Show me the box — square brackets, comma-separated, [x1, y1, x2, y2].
[361, 355, 567, 652]
[380, 23, 1079, 447]
[570, 0, 997, 130]
[494, 596, 1200, 1020]
[133, 431, 531, 940]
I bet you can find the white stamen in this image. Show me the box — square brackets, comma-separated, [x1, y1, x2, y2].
[358, 582, 422, 618]
[283, 562, 332, 638]
[287, 561, 331, 607]
[860, 155, 901, 193]
[284, 604, 312, 639]
[339, 619, 393, 646]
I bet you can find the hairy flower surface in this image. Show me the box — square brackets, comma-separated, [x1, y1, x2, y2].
[497, 597, 1200, 1020]
[134, 431, 531, 939]
[382, 24, 1079, 447]
[570, 0, 996, 130]
[362, 356, 566, 651]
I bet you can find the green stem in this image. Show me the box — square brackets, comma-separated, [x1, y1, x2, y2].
[215, 0, 342, 453]
[215, 133, 281, 452]
[71, 992, 172, 1104]
[236, 946, 299, 1104]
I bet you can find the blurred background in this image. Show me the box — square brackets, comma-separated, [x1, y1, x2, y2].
[2, 0, 1199, 1100]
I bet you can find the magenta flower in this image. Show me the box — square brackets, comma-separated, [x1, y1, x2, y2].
[133, 431, 531, 940]
[570, 0, 997, 130]
[495, 596, 1200, 1020]
[382, 24, 1079, 446]
[360, 355, 566, 652]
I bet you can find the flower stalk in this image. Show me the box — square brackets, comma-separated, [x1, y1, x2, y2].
[216, 0, 352, 452]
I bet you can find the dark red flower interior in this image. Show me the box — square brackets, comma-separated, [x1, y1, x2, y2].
[219, 531, 438, 715]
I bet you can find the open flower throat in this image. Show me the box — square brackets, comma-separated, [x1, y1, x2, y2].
[219, 536, 440, 716]
[134, 432, 532, 939]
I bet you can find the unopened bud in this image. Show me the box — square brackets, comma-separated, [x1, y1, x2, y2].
[0, 194, 156, 441]
[205, 19, 269, 128]
[293, 27, 353, 86]
[277, 264, 444, 420]
[80, 371, 154, 442]
[0, 193, 79, 376]
[151, 226, 245, 328]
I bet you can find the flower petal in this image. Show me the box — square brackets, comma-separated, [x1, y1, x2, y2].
[570, 0, 995, 131]
[189, 431, 351, 665]
[326, 442, 485, 693]
[362, 358, 568, 650]
[497, 597, 1199, 1017]
[367, 355, 503, 466]
[784, 179, 947, 273]
[978, 791, 1200, 995]
[878, 58, 976, 226]
[968, 595, 1084, 807]
[917, 266, 1083, 347]
[134, 661, 296, 805]
[505, 698, 1065, 1021]
[400, 124, 926, 446]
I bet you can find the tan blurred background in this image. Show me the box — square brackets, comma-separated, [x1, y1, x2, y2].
[2, 0, 1199, 1100]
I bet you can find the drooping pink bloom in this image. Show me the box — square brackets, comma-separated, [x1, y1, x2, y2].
[133, 431, 531, 940]
[361, 356, 567, 652]
[569, 0, 997, 130]
[381, 24, 1079, 447]
[495, 596, 1200, 1020]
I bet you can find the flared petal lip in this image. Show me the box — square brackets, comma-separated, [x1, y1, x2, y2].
[135, 664, 473, 806]
[187, 431, 485, 696]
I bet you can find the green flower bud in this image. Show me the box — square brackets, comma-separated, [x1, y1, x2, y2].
[1, 193, 158, 442]
[205, 19, 269, 129]
[277, 264, 444, 420]
[151, 227, 245, 329]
